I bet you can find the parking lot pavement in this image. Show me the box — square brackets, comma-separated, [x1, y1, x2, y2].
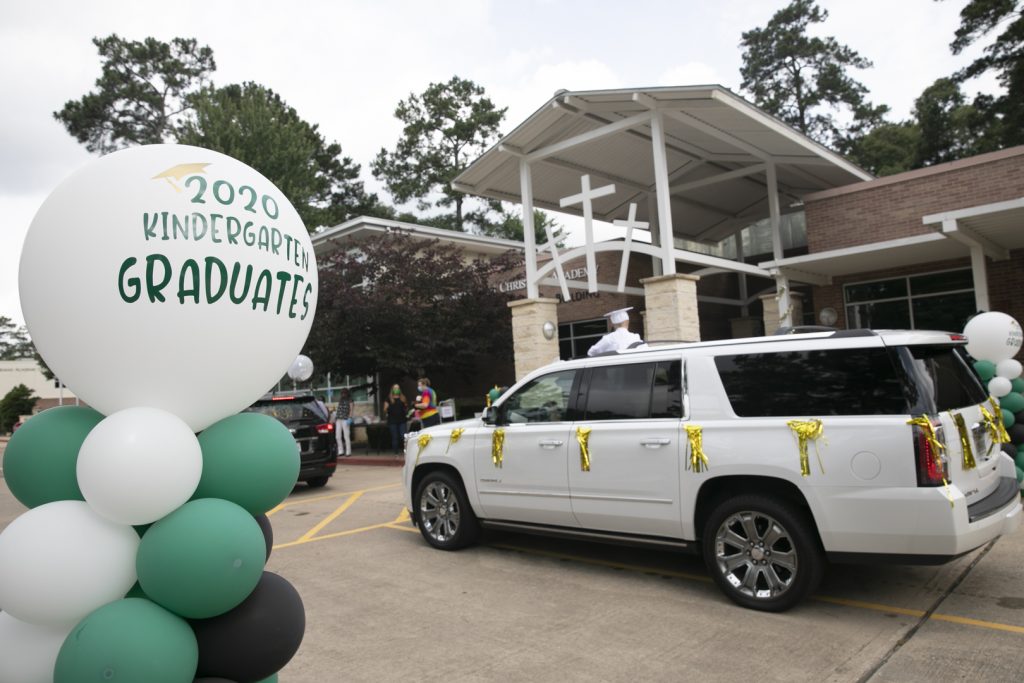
[2, 464, 1023, 681]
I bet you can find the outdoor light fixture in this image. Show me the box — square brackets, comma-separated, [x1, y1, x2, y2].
[819, 307, 838, 326]
[542, 321, 556, 340]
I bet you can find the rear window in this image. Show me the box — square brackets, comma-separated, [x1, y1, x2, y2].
[247, 398, 327, 423]
[715, 348, 908, 417]
[895, 345, 988, 414]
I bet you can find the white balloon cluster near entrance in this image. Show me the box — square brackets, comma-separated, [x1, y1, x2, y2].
[1, 144, 315, 681]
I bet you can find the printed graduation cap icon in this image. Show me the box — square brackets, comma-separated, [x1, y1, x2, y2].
[603, 307, 633, 324]
[152, 163, 210, 192]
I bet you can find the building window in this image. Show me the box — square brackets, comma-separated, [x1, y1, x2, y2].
[559, 318, 607, 359]
[844, 269, 975, 332]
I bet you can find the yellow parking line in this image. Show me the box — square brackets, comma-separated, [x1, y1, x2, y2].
[812, 596, 925, 618]
[387, 523, 420, 534]
[930, 613, 1024, 634]
[266, 483, 399, 516]
[296, 491, 363, 543]
[273, 522, 391, 550]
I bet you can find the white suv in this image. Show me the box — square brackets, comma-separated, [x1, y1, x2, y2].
[403, 330, 1022, 611]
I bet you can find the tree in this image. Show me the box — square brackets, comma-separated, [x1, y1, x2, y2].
[0, 384, 37, 434]
[845, 121, 920, 176]
[0, 316, 34, 360]
[56, 36, 379, 232]
[372, 76, 507, 231]
[480, 208, 566, 246]
[913, 77, 997, 165]
[949, 0, 1024, 148]
[739, 0, 888, 150]
[54, 34, 215, 153]
[178, 83, 382, 230]
[306, 233, 515, 381]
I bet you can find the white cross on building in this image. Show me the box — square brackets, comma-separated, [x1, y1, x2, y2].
[560, 174, 616, 293]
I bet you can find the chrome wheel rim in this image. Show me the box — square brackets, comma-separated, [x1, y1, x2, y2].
[419, 481, 461, 543]
[714, 511, 797, 600]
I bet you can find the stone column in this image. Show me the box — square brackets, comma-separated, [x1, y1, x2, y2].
[640, 273, 701, 342]
[759, 292, 805, 335]
[508, 298, 560, 381]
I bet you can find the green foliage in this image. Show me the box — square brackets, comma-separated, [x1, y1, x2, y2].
[479, 208, 565, 246]
[0, 316, 34, 360]
[55, 35, 378, 232]
[845, 121, 920, 176]
[372, 76, 506, 231]
[913, 77, 998, 165]
[949, 0, 1024, 148]
[0, 384, 37, 434]
[178, 82, 382, 230]
[306, 232, 516, 380]
[54, 34, 215, 153]
[739, 0, 887, 150]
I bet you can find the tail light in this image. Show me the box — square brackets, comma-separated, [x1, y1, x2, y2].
[913, 422, 947, 486]
[315, 423, 334, 434]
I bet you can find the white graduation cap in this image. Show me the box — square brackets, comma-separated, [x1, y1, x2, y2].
[603, 307, 633, 324]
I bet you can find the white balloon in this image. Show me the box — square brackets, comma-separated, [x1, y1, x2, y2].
[19, 145, 318, 431]
[996, 358, 1023, 380]
[988, 376, 1013, 398]
[0, 501, 139, 626]
[0, 612, 72, 683]
[77, 407, 202, 525]
[288, 354, 314, 382]
[963, 312, 1023, 363]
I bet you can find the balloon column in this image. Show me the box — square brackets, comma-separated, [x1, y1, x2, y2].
[0, 145, 316, 682]
[964, 312, 1024, 489]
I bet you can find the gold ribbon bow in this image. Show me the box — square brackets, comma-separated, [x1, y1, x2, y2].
[684, 424, 709, 473]
[577, 427, 592, 472]
[446, 428, 465, 455]
[786, 419, 827, 477]
[949, 411, 977, 471]
[984, 397, 1012, 445]
[491, 428, 505, 468]
[907, 415, 953, 508]
[414, 433, 432, 466]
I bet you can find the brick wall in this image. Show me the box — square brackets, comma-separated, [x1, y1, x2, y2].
[805, 147, 1024, 252]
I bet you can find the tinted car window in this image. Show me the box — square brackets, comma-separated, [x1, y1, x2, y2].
[651, 360, 683, 418]
[504, 369, 576, 424]
[247, 398, 327, 423]
[715, 348, 908, 417]
[585, 362, 657, 420]
[897, 345, 988, 414]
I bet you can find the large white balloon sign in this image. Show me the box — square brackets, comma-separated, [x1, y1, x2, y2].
[964, 312, 1023, 364]
[19, 144, 318, 431]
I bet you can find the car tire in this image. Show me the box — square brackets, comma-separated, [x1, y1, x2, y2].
[306, 476, 330, 489]
[414, 470, 480, 551]
[702, 494, 823, 612]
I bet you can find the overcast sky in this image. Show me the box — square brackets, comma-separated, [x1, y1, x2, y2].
[0, 0, 1000, 327]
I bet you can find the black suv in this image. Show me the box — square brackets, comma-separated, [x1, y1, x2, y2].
[245, 392, 337, 488]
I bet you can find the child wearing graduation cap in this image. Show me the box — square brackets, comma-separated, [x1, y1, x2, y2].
[587, 307, 644, 356]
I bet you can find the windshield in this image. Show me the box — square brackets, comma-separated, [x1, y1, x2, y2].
[246, 399, 327, 423]
[894, 345, 988, 414]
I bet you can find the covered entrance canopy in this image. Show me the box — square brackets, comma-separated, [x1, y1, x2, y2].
[454, 85, 872, 328]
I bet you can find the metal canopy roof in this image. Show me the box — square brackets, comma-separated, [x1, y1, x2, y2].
[454, 85, 872, 245]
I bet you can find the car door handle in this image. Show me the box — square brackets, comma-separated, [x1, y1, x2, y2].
[538, 439, 564, 448]
[640, 438, 671, 448]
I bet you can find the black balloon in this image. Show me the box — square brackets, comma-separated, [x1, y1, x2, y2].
[191, 572, 304, 682]
[1008, 422, 1024, 446]
[1002, 442, 1018, 459]
[254, 513, 273, 561]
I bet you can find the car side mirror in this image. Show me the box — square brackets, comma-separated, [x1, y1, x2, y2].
[482, 405, 502, 426]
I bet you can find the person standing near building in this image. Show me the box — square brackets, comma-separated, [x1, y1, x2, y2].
[334, 388, 354, 457]
[587, 307, 643, 356]
[414, 377, 440, 429]
[383, 384, 408, 454]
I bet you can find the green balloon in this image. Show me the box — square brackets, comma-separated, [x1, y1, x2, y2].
[1005, 410, 1017, 429]
[1013, 378, 1024, 394]
[137, 498, 265, 619]
[2, 406, 104, 508]
[974, 360, 997, 381]
[1000, 392, 1024, 415]
[54, 598, 197, 683]
[1016, 466, 1023, 484]
[194, 412, 300, 515]
[1015, 452, 1024, 471]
